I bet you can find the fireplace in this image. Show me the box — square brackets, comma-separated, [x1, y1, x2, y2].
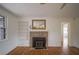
[30, 31, 48, 49]
[32, 37, 46, 49]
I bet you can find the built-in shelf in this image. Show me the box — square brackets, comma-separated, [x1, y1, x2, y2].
[18, 21, 29, 39]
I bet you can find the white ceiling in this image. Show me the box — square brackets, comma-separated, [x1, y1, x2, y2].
[1, 3, 79, 18]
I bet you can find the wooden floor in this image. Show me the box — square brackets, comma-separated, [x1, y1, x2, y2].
[7, 47, 79, 55]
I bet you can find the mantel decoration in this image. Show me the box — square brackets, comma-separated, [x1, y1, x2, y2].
[32, 19, 46, 30]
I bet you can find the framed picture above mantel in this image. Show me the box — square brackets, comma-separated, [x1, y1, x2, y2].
[32, 19, 46, 30]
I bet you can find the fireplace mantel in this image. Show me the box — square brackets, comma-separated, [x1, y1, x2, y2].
[30, 31, 48, 49]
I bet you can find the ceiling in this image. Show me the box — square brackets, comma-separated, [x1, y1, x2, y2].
[0, 3, 79, 18]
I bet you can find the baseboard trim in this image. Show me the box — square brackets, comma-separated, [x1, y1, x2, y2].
[16, 46, 61, 48]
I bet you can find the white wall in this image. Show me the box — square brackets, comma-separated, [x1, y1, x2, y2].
[71, 17, 79, 48]
[18, 16, 74, 47]
[0, 6, 18, 54]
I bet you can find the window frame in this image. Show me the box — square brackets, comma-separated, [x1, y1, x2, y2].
[0, 16, 6, 41]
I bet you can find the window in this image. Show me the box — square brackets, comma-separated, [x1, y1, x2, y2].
[0, 16, 6, 41]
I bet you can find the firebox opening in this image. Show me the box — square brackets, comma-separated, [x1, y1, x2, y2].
[32, 37, 47, 49]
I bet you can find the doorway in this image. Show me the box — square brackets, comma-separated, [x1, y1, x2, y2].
[61, 23, 70, 48]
